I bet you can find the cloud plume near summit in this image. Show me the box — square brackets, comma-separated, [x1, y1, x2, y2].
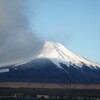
[0, 0, 44, 66]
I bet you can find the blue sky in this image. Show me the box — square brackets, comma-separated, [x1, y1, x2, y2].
[29, 0, 100, 64]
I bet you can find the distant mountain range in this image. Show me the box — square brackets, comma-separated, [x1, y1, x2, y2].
[0, 41, 100, 84]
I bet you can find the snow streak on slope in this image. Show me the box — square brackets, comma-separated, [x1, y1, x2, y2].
[37, 41, 100, 68]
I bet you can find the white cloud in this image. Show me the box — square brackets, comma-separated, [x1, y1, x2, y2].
[0, 0, 44, 66]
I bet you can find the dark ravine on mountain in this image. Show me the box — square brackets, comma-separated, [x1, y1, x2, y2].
[0, 41, 100, 84]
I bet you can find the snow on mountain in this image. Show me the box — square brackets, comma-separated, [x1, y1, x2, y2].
[37, 41, 100, 69]
[0, 41, 100, 72]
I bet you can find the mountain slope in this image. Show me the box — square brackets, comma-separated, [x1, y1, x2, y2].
[0, 41, 100, 84]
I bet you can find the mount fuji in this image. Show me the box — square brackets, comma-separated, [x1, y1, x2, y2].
[0, 41, 100, 84]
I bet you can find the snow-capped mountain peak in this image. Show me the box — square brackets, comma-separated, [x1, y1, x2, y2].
[37, 41, 100, 68]
[0, 41, 99, 70]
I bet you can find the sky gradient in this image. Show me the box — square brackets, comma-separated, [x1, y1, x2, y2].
[29, 0, 100, 64]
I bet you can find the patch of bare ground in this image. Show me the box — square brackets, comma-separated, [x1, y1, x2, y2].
[0, 82, 100, 90]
